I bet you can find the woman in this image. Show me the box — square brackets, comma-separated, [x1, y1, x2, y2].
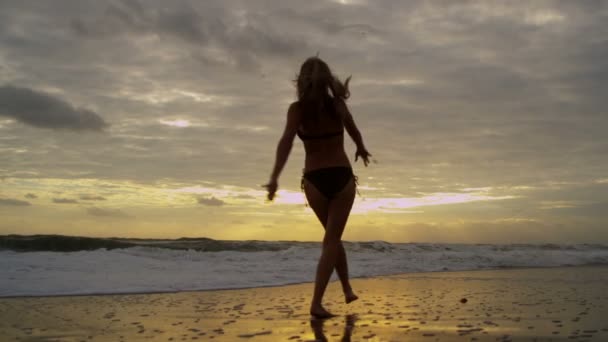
[265, 56, 371, 318]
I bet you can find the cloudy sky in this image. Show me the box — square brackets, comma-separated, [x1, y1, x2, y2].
[1, 0, 607, 243]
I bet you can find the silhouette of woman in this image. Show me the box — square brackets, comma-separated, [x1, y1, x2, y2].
[265, 56, 371, 318]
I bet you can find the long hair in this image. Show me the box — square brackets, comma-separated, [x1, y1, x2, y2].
[295, 56, 351, 122]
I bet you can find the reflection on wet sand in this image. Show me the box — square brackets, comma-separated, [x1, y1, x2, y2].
[1, 267, 607, 341]
[310, 314, 357, 342]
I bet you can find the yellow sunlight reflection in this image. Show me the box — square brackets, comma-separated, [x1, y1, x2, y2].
[352, 192, 514, 214]
[159, 119, 191, 127]
[273, 190, 306, 205]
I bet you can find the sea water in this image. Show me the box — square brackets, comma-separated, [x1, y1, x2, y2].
[1, 235, 607, 297]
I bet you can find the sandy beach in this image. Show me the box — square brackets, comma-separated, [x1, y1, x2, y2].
[1, 266, 607, 341]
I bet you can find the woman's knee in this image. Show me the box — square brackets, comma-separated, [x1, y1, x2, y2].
[322, 235, 341, 248]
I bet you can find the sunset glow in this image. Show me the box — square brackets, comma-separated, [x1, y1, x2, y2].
[0, 1, 606, 243]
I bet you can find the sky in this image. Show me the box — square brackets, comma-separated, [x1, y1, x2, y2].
[0, 0, 607, 243]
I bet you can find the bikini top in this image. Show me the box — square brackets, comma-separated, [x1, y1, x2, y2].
[297, 128, 344, 141]
[296, 99, 344, 141]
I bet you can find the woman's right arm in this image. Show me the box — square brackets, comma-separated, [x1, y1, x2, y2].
[264, 102, 301, 200]
[337, 99, 372, 166]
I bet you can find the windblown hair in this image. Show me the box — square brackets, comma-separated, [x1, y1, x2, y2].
[295, 56, 351, 121]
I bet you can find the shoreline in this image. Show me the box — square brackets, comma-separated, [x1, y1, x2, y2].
[1, 266, 607, 341]
[2, 264, 606, 300]
[4, 241, 607, 301]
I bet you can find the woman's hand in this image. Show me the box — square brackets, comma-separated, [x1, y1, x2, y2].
[355, 148, 372, 167]
[263, 179, 278, 201]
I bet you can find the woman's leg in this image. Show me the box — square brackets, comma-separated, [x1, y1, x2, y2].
[336, 243, 356, 301]
[304, 180, 357, 302]
[307, 178, 356, 317]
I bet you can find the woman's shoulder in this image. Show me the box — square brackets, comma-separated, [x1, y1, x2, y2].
[289, 101, 303, 114]
[287, 101, 304, 121]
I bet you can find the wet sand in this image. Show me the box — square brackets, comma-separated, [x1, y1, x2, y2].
[1, 266, 607, 341]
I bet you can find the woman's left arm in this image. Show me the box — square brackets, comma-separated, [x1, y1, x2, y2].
[265, 103, 301, 200]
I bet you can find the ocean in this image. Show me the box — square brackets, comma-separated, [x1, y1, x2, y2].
[2, 234, 607, 297]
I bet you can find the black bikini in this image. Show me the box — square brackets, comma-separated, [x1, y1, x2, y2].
[302, 166, 355, 199]
[297, 128, 356, 200]
[296, 129, 344, 141]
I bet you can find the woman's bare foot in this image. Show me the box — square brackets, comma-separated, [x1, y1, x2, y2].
[344, 291, 359, 304]
[310, 304, 336, 319]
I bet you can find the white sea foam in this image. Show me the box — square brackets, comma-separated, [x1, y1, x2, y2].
[1, 242, 607, 297]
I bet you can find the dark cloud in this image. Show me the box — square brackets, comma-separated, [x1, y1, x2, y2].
[1, 1, 607, 242]
[0, 198, 31, 206]
[69, 0, 307, 71]
[87, 207, 130, 218]
[197, 196, 225, 206]
[79, 194, 107, 201]
[24, 193, 37, 199]
[52, 198, 78, 204]
[0, 85, 108, 131]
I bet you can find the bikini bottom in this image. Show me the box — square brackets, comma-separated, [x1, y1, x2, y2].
[301, 166, 355, 200]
